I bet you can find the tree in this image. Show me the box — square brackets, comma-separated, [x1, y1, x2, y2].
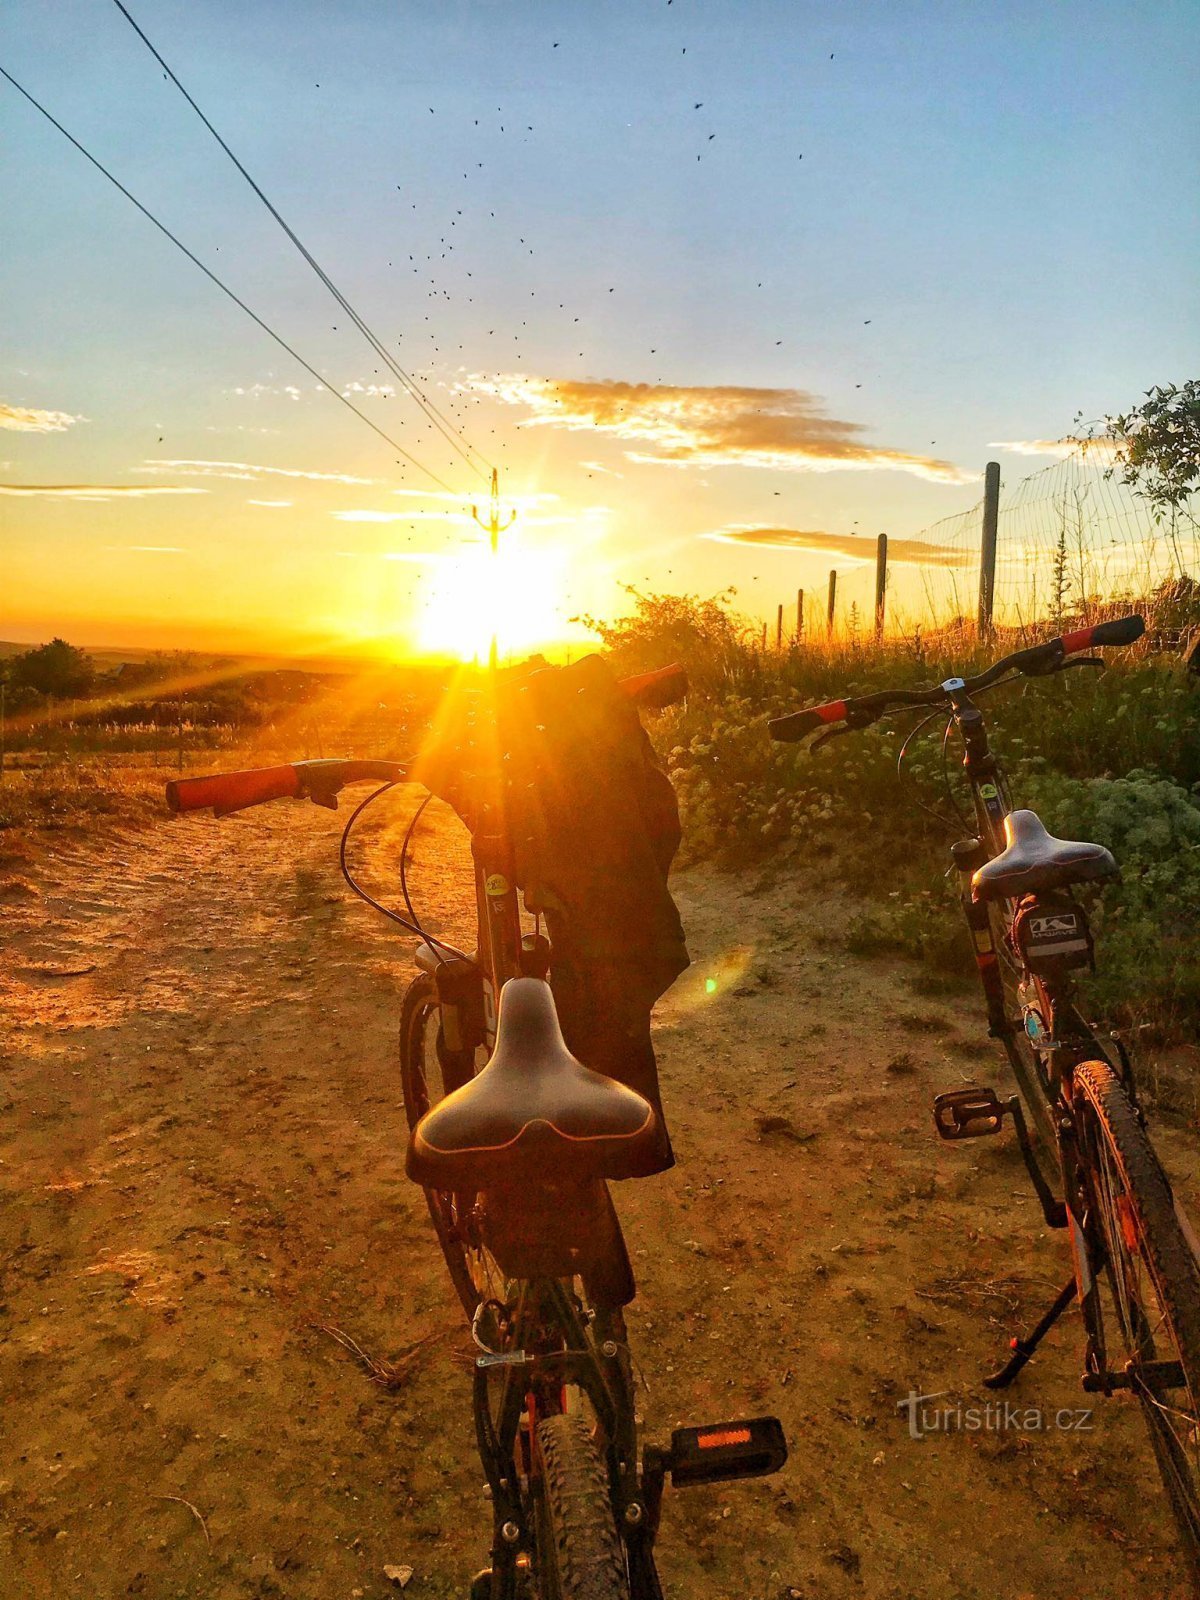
[10, 638, 95, 698]
[1105, 380, 1200, 516]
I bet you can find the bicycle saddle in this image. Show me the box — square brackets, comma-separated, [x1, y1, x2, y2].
[406, 977, 661, 1187]
[972, 808, 1118, 901]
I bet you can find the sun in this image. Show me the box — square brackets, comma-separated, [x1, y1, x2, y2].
[414, 537, 572, 662]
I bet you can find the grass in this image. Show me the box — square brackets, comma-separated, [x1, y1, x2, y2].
[605, 587, 1200, 1057]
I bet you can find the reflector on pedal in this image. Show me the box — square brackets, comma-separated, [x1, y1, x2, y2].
[667, 1416, 786, 1486]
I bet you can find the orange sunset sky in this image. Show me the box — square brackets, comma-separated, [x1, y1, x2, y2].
[3, 1, 1196, 660]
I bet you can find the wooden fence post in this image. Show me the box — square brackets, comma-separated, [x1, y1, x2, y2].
[979, 461, 1000, 636]
[875, 534, 888, 641]
[796, 589, 804, 642]
[827, 570, 837, 636]
[776, 604, 783, 649]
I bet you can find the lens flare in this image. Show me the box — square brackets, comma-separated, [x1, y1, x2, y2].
[414, 538, 570, 661]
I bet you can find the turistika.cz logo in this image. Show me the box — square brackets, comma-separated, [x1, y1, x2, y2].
[897, 1390, 1095, 1441]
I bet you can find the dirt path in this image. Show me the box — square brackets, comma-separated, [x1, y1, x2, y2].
[2, 797, 1197, 1599]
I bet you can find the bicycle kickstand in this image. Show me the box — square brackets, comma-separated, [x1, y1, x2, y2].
[982, 1277, 1077, 1390]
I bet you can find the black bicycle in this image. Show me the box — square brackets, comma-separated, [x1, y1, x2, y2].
[771, 615, 1200, 1584]
[168, 662, 786, 1600]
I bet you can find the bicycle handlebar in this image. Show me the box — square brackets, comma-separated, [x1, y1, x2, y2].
[768, 615, 1145, 744]
[166, 758, 406, 816]
[165, 663, 688, 817]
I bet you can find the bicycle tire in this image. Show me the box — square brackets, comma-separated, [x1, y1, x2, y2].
[536, 1413, 629, 1600]
[986, 901, 1057, 1157]
[1075, 1060, 1200, 1583]
[399, 972, 493, 1320]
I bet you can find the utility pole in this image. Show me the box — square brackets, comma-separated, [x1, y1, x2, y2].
[875, 534, 888, 641]
[979, 461, 1000, 637]
[471, 468, 516, 670]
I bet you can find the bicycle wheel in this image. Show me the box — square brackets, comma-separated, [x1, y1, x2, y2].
[399, 972, 504, 1321]
[987, 901, 1057, 1156]
[1075, 1060, 1200, 1582]
[536, 1413, 629, 1600]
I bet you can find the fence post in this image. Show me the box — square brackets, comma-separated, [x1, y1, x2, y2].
[177, 700, 185, 773]
[827, 570, 837, 636]
[776, 604, 783, 649]
[875, 534, 888, 641]
[979, 460, 1000, 636]
[796, 589, 804, 642]
[761, 620, 767, 650]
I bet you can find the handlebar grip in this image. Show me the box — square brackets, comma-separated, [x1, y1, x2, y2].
[1061, 614, 1145, 654]
[619, 663, 689, 709]
[768, 699, 848, 742]
[166, 764, 301, 816]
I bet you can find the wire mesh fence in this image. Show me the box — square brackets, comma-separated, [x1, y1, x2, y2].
[781, 446, 1198, 645]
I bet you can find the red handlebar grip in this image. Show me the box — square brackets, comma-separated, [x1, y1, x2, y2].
[619, 663, 689, 709]
[768, 699, 848, 742]
[1062, 615, 1145, 654]
[166, 764, 302, 816]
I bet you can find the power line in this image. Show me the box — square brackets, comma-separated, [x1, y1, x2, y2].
[0, 62, 461, 497]
[110, 0, 493, 484]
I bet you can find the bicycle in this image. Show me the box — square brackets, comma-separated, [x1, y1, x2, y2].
[769, 615, 1200, 1583]
[167, 661, 786, 1600]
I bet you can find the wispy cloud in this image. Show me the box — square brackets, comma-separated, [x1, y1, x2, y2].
[247, 498, 293, 508]
[0, 483, 205, 500]
[342, 381, 396, 399]
[104, 544, 187, 554]
[990, 437, 1118, 459]
[705, 526, 974, 567]
[232, 383, 304, 401]
[0, 402, 83, 433]
[137, 458, 374, 485]
[580, 459, 625, 478]
[335, 549, 437, 562]
[478, 375, 970, 483]
[332, 508, 473, 524]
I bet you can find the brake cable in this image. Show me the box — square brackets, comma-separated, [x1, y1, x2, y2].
[338, 783, 476, 965]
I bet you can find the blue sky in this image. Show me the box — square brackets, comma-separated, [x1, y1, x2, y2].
[2, 0, 1197, 651]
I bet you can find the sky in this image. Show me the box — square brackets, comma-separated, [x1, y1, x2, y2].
[2, 0, 1198, 658]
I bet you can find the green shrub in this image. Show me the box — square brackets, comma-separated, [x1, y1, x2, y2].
[1026, 770, 1200, 1038]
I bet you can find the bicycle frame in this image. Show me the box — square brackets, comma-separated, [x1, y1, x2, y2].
[421, 800, 665, 1598]
[940, 682, 1138, 1388]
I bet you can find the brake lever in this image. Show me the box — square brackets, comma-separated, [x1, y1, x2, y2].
[810, 724, 857, 753]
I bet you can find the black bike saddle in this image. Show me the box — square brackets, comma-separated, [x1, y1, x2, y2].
[972, 808, 1117, 901]
[406, 977, 661, 1187]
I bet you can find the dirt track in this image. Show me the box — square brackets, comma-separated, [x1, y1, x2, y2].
[2, 794, 1197, 1599]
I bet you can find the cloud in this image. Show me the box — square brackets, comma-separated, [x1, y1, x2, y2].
[0, 483, 205, 500]
[0, 402, 83, 433]
[137, 458, 374, 485]
[332, 508, 473, 524]
[342, 382, 396, 399]
[247, 498, 293, 508]
[232, 383, 304, 401]
[104, 545, 187, 553]
[705, 526, 974, 567]
[478, 375, 971, 483]
[990, 437, 1118, 459]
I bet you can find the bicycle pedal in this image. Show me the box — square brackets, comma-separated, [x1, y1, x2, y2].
[933, 1086, 1011, 1141]
[660, 1416, 787, 1487]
